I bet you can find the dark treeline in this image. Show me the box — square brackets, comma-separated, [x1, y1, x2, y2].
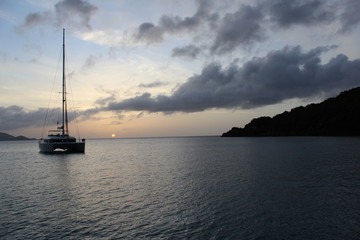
[222, 86, 360, 137]
[0, 132, 35, 141]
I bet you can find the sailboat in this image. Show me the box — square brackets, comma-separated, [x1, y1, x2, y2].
[39, 29, 85, 153]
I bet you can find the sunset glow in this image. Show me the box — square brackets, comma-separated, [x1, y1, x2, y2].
[1, 0, 360, 139]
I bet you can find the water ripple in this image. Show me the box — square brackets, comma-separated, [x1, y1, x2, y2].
[1, 137, 360, 239]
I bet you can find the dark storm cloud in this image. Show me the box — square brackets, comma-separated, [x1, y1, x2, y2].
[171, 45, 202, 59]
[0, 105, 54, 130]
[133, 0, 217, 44]
[78, 107, 102, 121]
[210, 4, 265, 54]
[264, 0, 334, 28]
[134, 22, 164, 43]
[55, 0, 98, 30]
[4, 45, 360, 129]
[21, 0, 97, 30]
[102, 45, 360, 113]
[0, 104, 85, 131]
[135, 0, 360, 47]
[166, 0, 360, 57]
[134, 0, 266, 52]
[133, 0, 337, 56]
[339, 0, 360, 33]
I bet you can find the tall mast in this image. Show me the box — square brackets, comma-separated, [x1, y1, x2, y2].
[62, 28, 69, 136]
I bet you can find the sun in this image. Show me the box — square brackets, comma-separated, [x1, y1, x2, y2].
[111, 133, 116, 138]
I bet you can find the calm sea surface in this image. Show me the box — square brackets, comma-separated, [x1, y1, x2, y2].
[1, 137, 359, 239]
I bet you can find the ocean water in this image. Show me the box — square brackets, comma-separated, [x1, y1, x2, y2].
[1, 137, 359, 239]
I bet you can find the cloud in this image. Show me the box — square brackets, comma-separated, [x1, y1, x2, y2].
[55, 0, 98, 30]
[4, 45, 360, 130]
[0, 105, 53, 131]
[81, 54, 101, 71]
[264, 0, 334, 28]
[134, 22, 164, 44]
[0, 104, 85, 131]
[134, 1, 267, 55]
[94, 89, 118, 106]
[133, 0, 217, 44]
[136, 0, 332, 56]
[169, 0, 360, 58]
[79, 107, 102, 121]
[22, 12, 52, 27]
[210, 4, 265, 54]
[172, 44, 202, 59]
[20, 0, 97, 30]
[339, 0, 360, 33]
[101, 45, 360, 113]
[139, 81, 168, 88]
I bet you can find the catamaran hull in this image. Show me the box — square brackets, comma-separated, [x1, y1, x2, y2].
[39, 141, 85, 153]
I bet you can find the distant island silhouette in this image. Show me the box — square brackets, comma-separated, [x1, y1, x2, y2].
[0, 132, 35, 141]
[222, 86, 360, 137]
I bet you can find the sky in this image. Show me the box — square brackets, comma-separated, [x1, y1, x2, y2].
[1, 0, 360, 138]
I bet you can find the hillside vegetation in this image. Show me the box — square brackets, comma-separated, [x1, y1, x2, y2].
[222, 86, 360, 137]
